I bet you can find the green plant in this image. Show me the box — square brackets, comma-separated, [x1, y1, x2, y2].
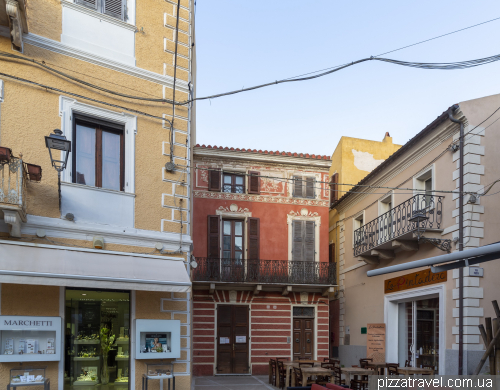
[100, 326, 115, 356]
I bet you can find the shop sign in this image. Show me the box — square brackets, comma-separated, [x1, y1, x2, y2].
[366, 323, 385, 362]
[384, 269, 447, 294]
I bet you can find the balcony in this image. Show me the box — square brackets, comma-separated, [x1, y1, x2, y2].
[0, 157, 27, 237]
[353, 194, 445, 263]
[192, 258, 336, 294]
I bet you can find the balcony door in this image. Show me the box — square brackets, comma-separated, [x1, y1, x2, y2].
[216, 305, 249, 374]
[292, 220, 316, 283]
[222, 219, 244, 281]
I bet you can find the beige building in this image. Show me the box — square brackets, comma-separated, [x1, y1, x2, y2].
[330, 94, 500, 374]
[0, 0, 195, 389]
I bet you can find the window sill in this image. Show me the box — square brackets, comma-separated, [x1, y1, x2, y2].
[61, 1, 137, 32]
[62, 181, 135, 197]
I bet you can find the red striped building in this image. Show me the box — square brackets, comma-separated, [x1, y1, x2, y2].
[191, 145, 336, 376]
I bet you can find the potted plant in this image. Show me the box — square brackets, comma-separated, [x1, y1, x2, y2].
[25, 163, 42, 182]
[100, 326, 115, 385]
[0, 146, 12, 162]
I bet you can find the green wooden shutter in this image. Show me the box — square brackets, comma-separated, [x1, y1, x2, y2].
[304, 221, 315, 261]
[292, 220, 304, 261]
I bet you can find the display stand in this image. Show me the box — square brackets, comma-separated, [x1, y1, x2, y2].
[8, 367, 50, 390]
[142, 363, 175, 390]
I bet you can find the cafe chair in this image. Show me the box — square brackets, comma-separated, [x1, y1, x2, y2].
[294, 366, 315, 387]
[332, 366, 345, 386]
[276, 359, 287, 389]
[404, 360, 411, 367]
[316, 362, 334, 386]
[350, 376, 369, 390]
[269, 359, 277, 385]
[386, 364, 399, 376]
[329, 359, 341, 368]
[359, 358, 373, 368]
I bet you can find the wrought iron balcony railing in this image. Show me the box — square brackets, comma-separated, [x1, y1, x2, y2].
[0, 157, 26, 214]
[192, 258, 336, 285]
[353, 194, 444, 257]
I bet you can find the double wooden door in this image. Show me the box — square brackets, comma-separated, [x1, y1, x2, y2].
[293, 318, 314, 360]
[217, 305, 249, 374]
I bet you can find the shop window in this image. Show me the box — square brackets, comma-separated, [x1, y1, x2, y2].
[73, 115, 125, 192]
[293, 176, 315, 198]
[65, 289, 130, 388]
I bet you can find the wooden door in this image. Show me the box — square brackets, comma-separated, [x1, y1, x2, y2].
[293, 318, 314, 360]
[217, 305, 249, 374]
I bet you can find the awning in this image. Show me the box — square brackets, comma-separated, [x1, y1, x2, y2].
[0, 241, 191, 292]
[366, 242, 500, 277]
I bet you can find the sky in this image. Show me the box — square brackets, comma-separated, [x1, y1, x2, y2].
[194, 1, 500, 157]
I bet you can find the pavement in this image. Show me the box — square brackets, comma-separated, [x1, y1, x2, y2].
[192, 375, 277, 390]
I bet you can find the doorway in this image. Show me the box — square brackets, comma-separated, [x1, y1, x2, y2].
[293, 318, 314, 360]
[398, 297, 439, 371]
[216, 305, 249, 374]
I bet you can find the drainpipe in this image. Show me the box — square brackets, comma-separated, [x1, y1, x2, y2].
[449, 107, 464, 375]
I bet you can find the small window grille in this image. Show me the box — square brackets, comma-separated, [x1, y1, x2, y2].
[293, 307, 315, 317]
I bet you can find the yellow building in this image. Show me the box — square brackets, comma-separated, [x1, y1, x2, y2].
[327, 133, 400, 357]
[0, 0, 195, 389]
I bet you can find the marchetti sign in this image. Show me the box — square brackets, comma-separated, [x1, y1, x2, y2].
[384, 269, 447, 293]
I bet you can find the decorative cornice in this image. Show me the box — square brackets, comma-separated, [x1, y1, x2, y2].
[194, 190, 329, 207]
[0, 31, 191, 92]
[288, 208, 319, 217]
[194, 148, 331, 169]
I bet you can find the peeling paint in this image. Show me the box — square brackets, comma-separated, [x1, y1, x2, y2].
[352, 149, 385, 172]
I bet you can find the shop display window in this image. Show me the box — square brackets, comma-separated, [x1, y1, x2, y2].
[0, 316, 61, 362]
[8, 366, 49, 390]
[135, 319, 180, 359]
[65, 289, 130, 389]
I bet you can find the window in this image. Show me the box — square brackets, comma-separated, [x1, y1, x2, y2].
[75, 0, 126, 21]
[379, 193, 394, 243]
[293, 176, 315, 199]
[222, 219, 244, 260]
[222, 173, 245, 194]
[292, 220, 315, 261]
[353, 212, 365, 247]
[414, 167, 434, 208]
[73, 115, 125, 191]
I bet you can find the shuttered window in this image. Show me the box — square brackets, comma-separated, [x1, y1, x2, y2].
[248, 171, 260, 194]
[292, 220, 315, 261]
[207, 215, 221, 258]
[75, 0, 126, 21]
[329, 173, 339, 206]
[247, 218, 260, 259]
[208, 169, 222, 191]
[293, 176, 315, 199]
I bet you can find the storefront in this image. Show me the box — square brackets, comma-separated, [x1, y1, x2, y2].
[0, 241, 192, 390]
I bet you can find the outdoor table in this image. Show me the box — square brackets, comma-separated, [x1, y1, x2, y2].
[341, 367, 376, 387]
[367, 362, 388, 375]
[397, 367, 434, 376]
[284, 360, 322, 387]
[300, 366, 334, 387]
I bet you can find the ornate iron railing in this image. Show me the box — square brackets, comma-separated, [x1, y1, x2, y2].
[192, 258, 336, 285]
[353, 194, 444, 256]
[0, 157, 26, 213]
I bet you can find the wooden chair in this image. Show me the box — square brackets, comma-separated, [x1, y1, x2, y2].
[329, 358, 341, 367]
[359, 358, 373, 368]
[350, 377, 369, 390]
[386, 364, 399, 376]
[316, 362, 334, 386]
[404, 360, 411, 367]
[333, 366, 345, 386]
[269, 359, 277, 385]
[293, 366, 315, 387]
[276, 360, 286, 389]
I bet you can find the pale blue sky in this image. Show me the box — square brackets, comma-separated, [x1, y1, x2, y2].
[195, 1, 500, 156]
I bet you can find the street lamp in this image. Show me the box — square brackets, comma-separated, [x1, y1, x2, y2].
[45, 129, 71, 210]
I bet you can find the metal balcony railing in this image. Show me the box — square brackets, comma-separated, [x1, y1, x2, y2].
[353, 194, 444, 256]
[192, 258, 336, 285]
[0, 157, 26, 213]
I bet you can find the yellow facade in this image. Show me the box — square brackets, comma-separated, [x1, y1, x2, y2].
[0, 0, 195, 388]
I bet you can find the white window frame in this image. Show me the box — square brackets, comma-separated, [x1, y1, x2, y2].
[59, 96, 137, 194]
[64, 0, 135, 25]
[287, 213, 321, 262]
[352, 210, 365, 248]
[413, 164, 435, 210]
[378, 191, 394, 216]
